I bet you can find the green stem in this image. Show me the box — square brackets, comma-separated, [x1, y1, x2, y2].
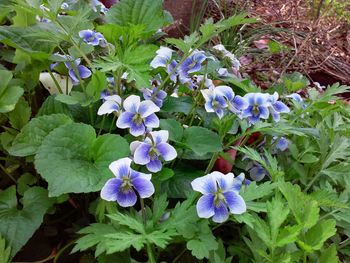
[0, 163, 16, 183]
[205, 152, 219, 174]
[98, 115, 106, 136]
[109, 114, 117, 133]
[140, 199, 156, 263]
[53, 239, 77, 263]
[48, 70, 64, 94]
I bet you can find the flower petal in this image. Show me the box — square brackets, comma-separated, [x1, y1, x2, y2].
[150, 130, 168, 144]
[212, 201, 229, 223]
[276, 137, 288, 151]
[97, 100, 119, 115]
[130, 141, 142, 155]
[100, 178, 122, 201]
[249, 165, 266, 181]
[138, 100, 160, 118]
[232, 95, 248, 110]
[116, 189, 137, 207]
[191, 174, 217, 194]
[132, 177, 155, 198]
[150, 56, 168, 68]
[116, 112, 134, 129]
[196, 194, 215, 218]
[273, 101, 290, 113]
[223, 191, 246, 214]
[156, 142, 177, 161]
[213, 172, 235, 191]
[146, 158, 162, 173]
[78, 65, 92, 79]
[258, 106, 270, 119]
[109, 157, 132, 179]
[216, 86, 234, 102]
[144, 113, 159, 128]
[79, 30, 93, 39]
[130, 169, 152, 181]
[156, 46, 173, 59]
[123, 95, 140, 113]
[133, 143, 151, 165]
[232, 173, 245, 192]
[129, 122, 146, 137]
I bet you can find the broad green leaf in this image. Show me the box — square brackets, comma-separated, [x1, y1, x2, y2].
[0, 70, 24, 113]
[300, 219, 337, 252]
[0, 234, 11, 263]
[36, 95, 71, 117]
[0, 186, 54, 258]
[86, 71, 107, 101]
[319, 244, 339, 263]
[106, 0, 170, 34]
[159, 119, 183, 142]
[35, 123, 130, 196]
[183, 126, 222, 156]
[12, 6, 36, 27]
[9, 114, 72, 157]
[8, 97, 31, 130]
[161, 96, 194, 114]
[107, 212, 144, 234]
[17, 173, 37, 196]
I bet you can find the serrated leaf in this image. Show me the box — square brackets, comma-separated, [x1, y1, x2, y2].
[0, 186, 54, 258]
[301, 219, 337, 252]
[276, 225, 302, 247]
[107, 212, 144, 234]
[35, 123, 130, 196]
[9, 114, 72, 157]
[240, 181, 276, 202]
[152, 194, 168, 224]
[319, 244, 339, 263]
[267, 196, 289, 241]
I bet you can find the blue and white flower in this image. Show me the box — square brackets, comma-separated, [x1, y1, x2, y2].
[61, 2, 69, 9]
[64, 59, 92, 85]
[130, 130, 177, 172]
[91, 0, 108, 13]
[242, 93, 271, 124]
[217, 68, 229, 77]
[150, 47, 173, 69]
[97, 95, 122, 115]
[202, 86, 248, 119]
[142, 87, 167, 108]
[101, 158, 154, 207]
[246, 161, 267, 181]
[191, 172, 246, 223]
[274, 136, 289, 151]
[79, 30, 107, 47]
[116, 95, 160, 136]
[178, 51, 206, 83]
[267, 92, 290, 122]
[286, 93, 307, 109]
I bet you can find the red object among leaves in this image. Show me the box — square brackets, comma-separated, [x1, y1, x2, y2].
[213, 148, 237, 174]
[246, 132, 262, 145]
[100, 0, 117, 8]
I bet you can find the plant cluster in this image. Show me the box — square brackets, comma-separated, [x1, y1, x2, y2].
[0, 0, 349, 262]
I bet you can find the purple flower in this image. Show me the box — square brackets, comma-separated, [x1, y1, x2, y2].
[191, 172, 246, 223]
[150, 47, 173, 69]
[130, 130, 177, 173]
[116, 95, 160, 136]
[267, 92, 290, 122]
[142, 88, 167, 108]
[242, 93, 271, 124]
[97, 95, 122, 115]
[61, 2, 69, 9]
[101, 158, 154, 207]
[64, 59, 92, 85]
[286, 93, 307, 109]
[178, 51, 206, 83]
[201, 86, 248, 119]
[275, 137, 288, 151]
[79, 30, 107, 47]
[247, 161, 267, 181]
[217, 68, 229, 77]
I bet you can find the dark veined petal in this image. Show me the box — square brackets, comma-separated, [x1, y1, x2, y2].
[77, 65, 92, 79]
[156, 142, 177, 161]
[100, 178, 123, 201]
[132, 177, 155, 198]
[116, 188, 137, 207]
[212, 201, 229, 223]
[123, 95, 140, 113]
[97, 100, 120, 115]
[196, 194, 215, 218]
[109, 157, 132, 179]
[116, 112, 134, 129]
[191, 174, 217, 194]
[258, 106, 270, 119]
[144, 113, 159, 128]
[249, 165, 266, 181]
[129, 122, 146, 137]
[273, 101, 290, 113]
[146, 158, 162, 173]
[138, 100, 160, 118]
[223, 191, 246, 214]
[133, 143, 152, 165]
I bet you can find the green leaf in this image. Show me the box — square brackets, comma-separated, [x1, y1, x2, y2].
[267, 196, 290, 242]
[152, 194, 168, 224]
[106, 0, 170, 34]
[299, 153, 319, 163]
[161, 96, 194, 114]
[0, 186, 54, 258]
[279, 182, 319, 228]
[276, 225, 302, 247]
[282, 72, 310, 92]
[319, 244, 339, 263]
[12, 6, 36, 27]
[186, 221, 218, 259]
[9, 114, 72, 157]
[240, 181, 276, 202]
[300, 219, 337, 252]
[0, 234, 11, 263]
[107, 212, 144, 234]
[8, 97, 31, 130]
[159, 119, 183, 142]
[17, 173, 37, 196]
[36, 95, 71, 117]
[86, 71, 107, 101]
[35, 123, 130, 196]
[0, 70, 23, 113]
[183, 126, 222, 156]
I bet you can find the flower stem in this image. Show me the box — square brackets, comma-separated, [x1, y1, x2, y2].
[98, 115, 106, 136]
[0, 163, 16, 183]
[48, 70, 64, 94]
[140, 199, 156, 263]
[205, 152, 219, 174]
[109, 114, 117, 133]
